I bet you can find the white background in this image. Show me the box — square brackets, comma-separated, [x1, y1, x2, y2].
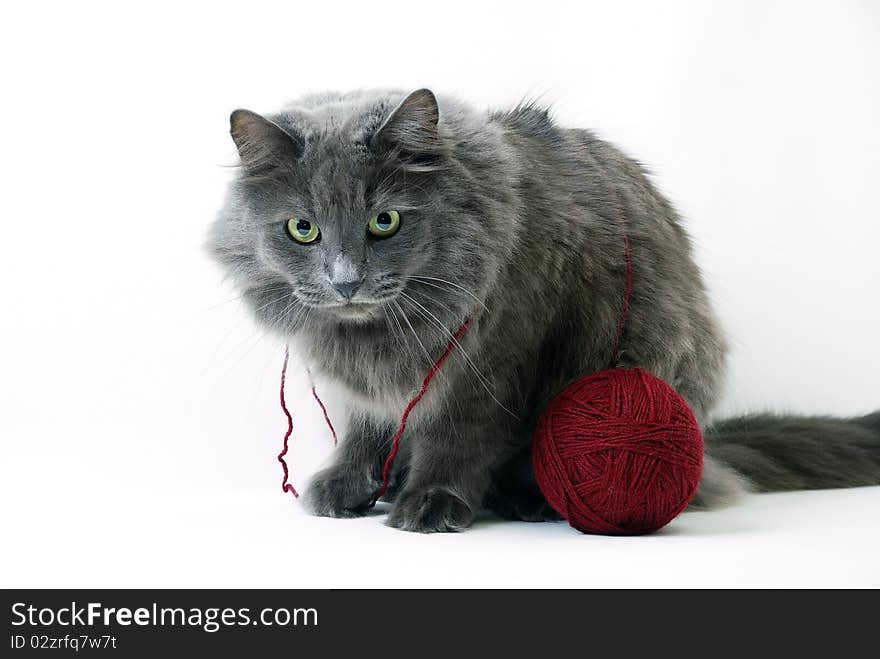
[2, 1, 879, 587]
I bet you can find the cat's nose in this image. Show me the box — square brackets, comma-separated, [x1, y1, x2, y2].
[328, 254, 364, 301]
[331, 277, 363, 300]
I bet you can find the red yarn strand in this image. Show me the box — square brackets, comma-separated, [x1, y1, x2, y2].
[368, 314, 475, 507]
[277, 314, 474, 507]
[277, 345, 298, 498]
[308, 371, 338, 446]
[610, 232, 632, 364]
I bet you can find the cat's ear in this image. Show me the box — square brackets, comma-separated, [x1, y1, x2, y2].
[230, 109, 304, 177]
[373, 88, 443, 167]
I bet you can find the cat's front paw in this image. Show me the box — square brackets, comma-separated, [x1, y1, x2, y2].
[303, 466, 378, 519]
[387, 486, 475, 533]
[487, 489, 562, 522]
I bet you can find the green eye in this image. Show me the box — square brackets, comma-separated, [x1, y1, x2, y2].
[368, 210, 400, 238]
[286, 217, 320, 244]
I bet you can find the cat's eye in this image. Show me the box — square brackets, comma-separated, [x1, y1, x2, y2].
[286, 217, 320, 244]
[368, 210, 400, 238]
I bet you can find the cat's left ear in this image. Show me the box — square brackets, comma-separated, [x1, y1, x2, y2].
[373, 88, 443, 166]
[229, 109, 304, 177]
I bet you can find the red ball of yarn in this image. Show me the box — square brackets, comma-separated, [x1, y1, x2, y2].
[533, 368, 703, 535]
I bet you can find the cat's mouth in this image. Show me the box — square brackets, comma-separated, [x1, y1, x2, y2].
[324, 300, 382, 322]
[290, 286, 390, 323]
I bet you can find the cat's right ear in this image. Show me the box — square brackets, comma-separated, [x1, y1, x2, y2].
[372, 89, 444, 169]
[229, 109, 304, 177]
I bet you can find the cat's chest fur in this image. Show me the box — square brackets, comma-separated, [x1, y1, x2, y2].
[292, 325, 447, 422]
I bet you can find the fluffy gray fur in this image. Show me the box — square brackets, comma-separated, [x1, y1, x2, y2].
[208, 88, 880, 532]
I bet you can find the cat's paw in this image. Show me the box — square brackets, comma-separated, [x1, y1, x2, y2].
[303, 466, 377, 519]
[487, 489, 562, 522]
[387, 486, 475, 533]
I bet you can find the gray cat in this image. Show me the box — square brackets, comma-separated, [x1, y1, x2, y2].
[208, 88, 880, 532]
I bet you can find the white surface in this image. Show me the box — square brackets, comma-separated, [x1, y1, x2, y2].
[1, 1, 879, 588]
[2, 465, 879, 587]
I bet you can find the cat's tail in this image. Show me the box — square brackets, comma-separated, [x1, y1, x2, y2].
[694, 411, 880, 508]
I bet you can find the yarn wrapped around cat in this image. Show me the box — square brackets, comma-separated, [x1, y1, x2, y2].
[277, 215, 702, 534]
[279, 348, 704, 535]
[276, 237, 704, 535]
[532, 367, 703, 535]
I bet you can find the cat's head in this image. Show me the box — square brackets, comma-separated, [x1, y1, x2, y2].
[209, 89, 507, 335]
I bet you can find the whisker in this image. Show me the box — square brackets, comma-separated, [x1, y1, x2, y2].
[393, 299, 433, 368]
[408, 275, 489, 311]
[399, 293, 518, 419]
[383, 303, 406, 350]
[405, 286, 456, 316]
